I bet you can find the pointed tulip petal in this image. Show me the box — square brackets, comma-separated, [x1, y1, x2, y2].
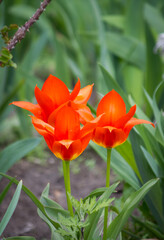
[42, 74, 70, 106]
[35, 85, 54, 117]
[55, 106, 80, 140]
[58, 140, 74, 149]
[114, 105, 136, 128]
[44, 135, 54, 151]
[53, 139, 82, 161]
[75, 105, 94, 124]
[70, 78, 81, 101]
[74, 84, 94, 104]
[124, 118, 155, 136]
[97, 90, 126, 125]
[31, 116, 54, 136]
[93, 127, 126, 148]
[48, 102, 68, 127]
[80, 114, 104, 138]
[10, 101, 43, 118]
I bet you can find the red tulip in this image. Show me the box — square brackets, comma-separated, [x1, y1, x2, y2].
[31, 106, 101, 160]
[10, 74, 94, 124]
[92, 90, 155, 148]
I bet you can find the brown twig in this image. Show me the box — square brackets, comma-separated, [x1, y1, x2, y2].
[0, 0, 51, 67]
[0, 0, 3, 4]
[6, 0, 51, 51]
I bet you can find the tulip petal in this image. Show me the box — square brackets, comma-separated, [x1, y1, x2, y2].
[74, 84, 94, 104]
[35, 85, 54, 117]
[42, 74, 70, 106]
[55, 106, 80, 140]
[97, 90, 126, 125]
[114, 105, 136, 128]
[31, 116, 54, 136]
[124, 118, 155, 136]
[44, 135, 54, 151]
[75, 105, 94, 124]
[70, 78, 81, 101]
[53, 139, 82, 160]
[93, 127, 126, 148]
[10, 101, 43, 119]
[80, 114, 104, 138]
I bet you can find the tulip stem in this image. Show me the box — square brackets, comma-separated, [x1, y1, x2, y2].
[103, 148, 112, 240]
[63, 160, 74, 216]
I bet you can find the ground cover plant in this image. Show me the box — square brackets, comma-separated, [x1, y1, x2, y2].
[0, 0, 164, 239]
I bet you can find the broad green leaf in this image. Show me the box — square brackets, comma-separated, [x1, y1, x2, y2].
[0, 181, 13, 205]
[124, 0, 144, 40]
[0, 180, 22, 235]
[122, 65, 143, 105]
[105, 32, 145, 70]
[102, 15, 124, 30]
[0, 173, 60, 229]
[116, 141, 141, 180]
[83, 187, 108, 201]
[145, 23, 162, 98]
[90, 141, 140, 190]
[132, 216, 164, 240]
[45, 206, 70, 221]
[141, 146, 164, 177]
[130, 130, 164, 231]
[152, 81, 164, 145]
[84, 209, 102, 240]
[0, 80, 24, 116]
[99, 64, 128, 104]
[107, 178, 159, 239]
[144, 3, 164, 34]
[0, 138, 41, 178]
[37, 184, 59, 236]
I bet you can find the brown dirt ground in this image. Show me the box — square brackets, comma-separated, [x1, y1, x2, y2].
[0, 147, 122, 239]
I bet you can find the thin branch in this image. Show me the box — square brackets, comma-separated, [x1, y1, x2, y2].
[0, 0, 3, 4]
[6, 0, 51, 51]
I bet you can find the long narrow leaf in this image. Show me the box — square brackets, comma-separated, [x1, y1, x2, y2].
[107, 178, 159, 239]
[0, 173, 60, 229]
[0, 138, 41, 178]
[0, 180, 22, 235]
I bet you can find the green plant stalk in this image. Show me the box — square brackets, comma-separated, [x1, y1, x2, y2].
[103, 148, 112, 240]
[63, 160, 74, 216]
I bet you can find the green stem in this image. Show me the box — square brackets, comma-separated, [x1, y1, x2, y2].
[63, 160, 74, 216]
[103, 148, 112, 240]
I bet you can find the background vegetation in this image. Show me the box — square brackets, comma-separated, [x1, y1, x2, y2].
[0, 0, 164, 239]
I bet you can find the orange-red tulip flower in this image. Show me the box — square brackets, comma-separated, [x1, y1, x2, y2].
[10, 75, 94, 124]
[92, 90, 155, 148]
[31, 105, 101, 161]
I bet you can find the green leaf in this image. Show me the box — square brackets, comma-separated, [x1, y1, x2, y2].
[105, 32, 145, 70]
[102, 15, 124, 30]
[132, 216, 164, 240]
[107, 178, 159, 239]
[45, 206, 70, 221]
[99, 64, 129, 106]
[144, 3, 164, 34]
[0, 181, 13, 205]
[0, 173, 60, 229]
[145, 23, 162, 98]
[0, 180, 22, 235]
[141, 146, 164, 177]
[84, 210, 102, 240]
[90, 141, 140, 190]
[83, 187, 109, 201]
[0, 80, 24, 116]
[0, 138, 41, 178]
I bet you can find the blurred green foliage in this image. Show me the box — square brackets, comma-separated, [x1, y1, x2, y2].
[0, 0, 164, 239]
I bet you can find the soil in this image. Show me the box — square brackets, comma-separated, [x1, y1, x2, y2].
[0, 147, 122, 239]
